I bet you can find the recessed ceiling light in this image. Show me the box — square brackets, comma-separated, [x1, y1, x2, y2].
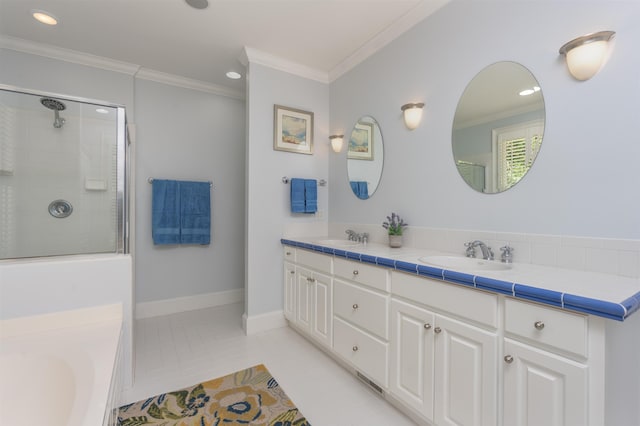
[96, 108, 109, 114]
[226, 71, 242, 80]
[31, 9, 58, 25]
[185, 0, 208, 9]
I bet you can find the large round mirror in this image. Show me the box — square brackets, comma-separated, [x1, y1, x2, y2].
[347, 115, 384, 199]
[452, 61, 545, 193]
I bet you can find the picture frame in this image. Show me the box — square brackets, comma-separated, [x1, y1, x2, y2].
[348, 121, 374, 160]
[273, 105, 314, 155]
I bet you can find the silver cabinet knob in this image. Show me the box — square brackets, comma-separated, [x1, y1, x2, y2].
[534, 321, 545, 330]
[352, 346, 359, 352]
[352, 303, 359, 310]
[353, 270, 359, 276]
[286, 251, 292, 255]
[424, 323, 432, 330]
[434, 327, 442, 334]
[504, 355, 514, 364]
[289, 270, 295, 275]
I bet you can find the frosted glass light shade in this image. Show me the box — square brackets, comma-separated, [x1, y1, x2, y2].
[401, 102, 425, 130]
[560, 31, 615, 81]
[329, 135, 344, 153]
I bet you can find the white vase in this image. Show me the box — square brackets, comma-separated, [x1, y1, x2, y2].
[389, 235, 403, 248]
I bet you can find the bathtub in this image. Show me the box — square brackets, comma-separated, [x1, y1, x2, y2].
[0, 304, 122, 426]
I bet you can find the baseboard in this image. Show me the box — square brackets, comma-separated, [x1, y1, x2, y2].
[136, 288, 244, 319]
[243, 310, 287, 335]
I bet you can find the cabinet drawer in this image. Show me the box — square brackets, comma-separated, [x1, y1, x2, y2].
[334, 280, 388, 339]
[334, 258, 388, 291]
[333, 317, 388, 388]
[283, 246, 296, 262]
[296, 249, 332, 274]
[504, 298, 588, 358]
[391, 271, 498, 328]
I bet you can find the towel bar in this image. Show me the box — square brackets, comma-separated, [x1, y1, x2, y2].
[282, 176, 326, 186]
[148, 177, 213, 188]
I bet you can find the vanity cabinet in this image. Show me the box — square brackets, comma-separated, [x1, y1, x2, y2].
[284, 247, 333, 348]
[502, 298, 593, 426]
[333, 258, 390, 387]
[390, 273, 498, 426]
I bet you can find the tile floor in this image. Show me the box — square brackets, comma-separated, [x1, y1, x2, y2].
[120, 303, 417, 425]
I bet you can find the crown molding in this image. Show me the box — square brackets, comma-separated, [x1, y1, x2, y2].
[0, 35, 244, 99]
[0, 35, 141, 75]
[242, 47, 329, 84]
[135, 69, 244, 100]
[328, 0, 451, 82]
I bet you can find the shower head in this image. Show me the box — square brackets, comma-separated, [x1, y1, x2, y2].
[40, 97, 66, 111]
[40, 97, 66, 128]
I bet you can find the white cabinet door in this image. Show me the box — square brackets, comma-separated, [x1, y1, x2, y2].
[503, 338, 588, 426]
[434, 315, 498, 426]
[311, 271, 332, 347]
[296, 267, 313, 332]
[283, 262, 296, 321]
[389, 299, 436, 422]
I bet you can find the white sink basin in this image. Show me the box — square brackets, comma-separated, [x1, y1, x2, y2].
[419, 255, 512, 271]
[314, 239, 361, 248]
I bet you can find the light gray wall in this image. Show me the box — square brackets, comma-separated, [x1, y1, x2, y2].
[134, 79, 245, 303]
[329, 0, 640, 239]
[245, 62, 329, 317]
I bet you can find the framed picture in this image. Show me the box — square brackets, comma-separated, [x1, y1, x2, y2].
[273, 105, 314, 155]
[348, 121, 374, 160]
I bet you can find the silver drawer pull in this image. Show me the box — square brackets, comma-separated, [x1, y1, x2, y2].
[353, 270, 359, 276]
[504, 355, 514, 364]
[352, 303, 359, 310]
[424, 323, 432, 330]
[352, 345, 359, 352]
[534, 321, 545, 330]
[434, 327, 442, 334]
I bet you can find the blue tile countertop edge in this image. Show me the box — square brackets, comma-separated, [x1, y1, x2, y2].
[281, 238, 640, 322]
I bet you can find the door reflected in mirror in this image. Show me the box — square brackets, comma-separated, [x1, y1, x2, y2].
[452, 61, 545, 193]
[347, 115, 384, 199]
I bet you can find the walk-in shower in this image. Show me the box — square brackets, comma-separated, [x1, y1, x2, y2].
[0, 85, 129, 259]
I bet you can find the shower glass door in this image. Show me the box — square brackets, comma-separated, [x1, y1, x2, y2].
[0, 86, 128, 259]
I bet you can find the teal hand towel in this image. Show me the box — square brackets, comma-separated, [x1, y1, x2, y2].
[152, 179, 181, 244]
[291, 178, 305, 213]
[304, 179, 317, 213]
[180, 181, 211, 245]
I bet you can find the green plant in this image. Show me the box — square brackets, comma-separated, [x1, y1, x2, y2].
[382, 212, 408, 236]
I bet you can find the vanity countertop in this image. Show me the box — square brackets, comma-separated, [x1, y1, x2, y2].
[281, 237, 640, 321]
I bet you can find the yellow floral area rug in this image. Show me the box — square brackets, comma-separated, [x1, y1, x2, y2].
[117, 364, 310, 426]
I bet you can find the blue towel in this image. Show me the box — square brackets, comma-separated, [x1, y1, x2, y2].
[180, 181, 211, 245]
[350, 181, 369, 200]
[290, 178, 306, 213]
[304, 179, 317, 213]
[152, 179, 181, 244]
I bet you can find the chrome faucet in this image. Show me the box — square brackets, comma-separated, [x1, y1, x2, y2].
[345, 230, 368, 244]
[464, 240, 494, 260]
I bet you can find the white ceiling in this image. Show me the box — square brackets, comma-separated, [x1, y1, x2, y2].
[0, 0, 450, 96]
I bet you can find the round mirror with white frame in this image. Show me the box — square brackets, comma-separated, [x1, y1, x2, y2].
[452, 61, 545, 193]
[347, 115, 384, 199]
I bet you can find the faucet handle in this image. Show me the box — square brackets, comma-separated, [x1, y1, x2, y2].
[464, 241, 476, 258]
[500, 245, 514, 263]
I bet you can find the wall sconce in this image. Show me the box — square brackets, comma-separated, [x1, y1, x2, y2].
[329, 135, 344, 153]
[401, 102, 425, 130]
[559, 31, 615, 81]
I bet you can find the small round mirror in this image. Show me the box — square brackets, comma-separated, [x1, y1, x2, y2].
[347, 116, 384, 199]
[452, 61, 545, 193]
